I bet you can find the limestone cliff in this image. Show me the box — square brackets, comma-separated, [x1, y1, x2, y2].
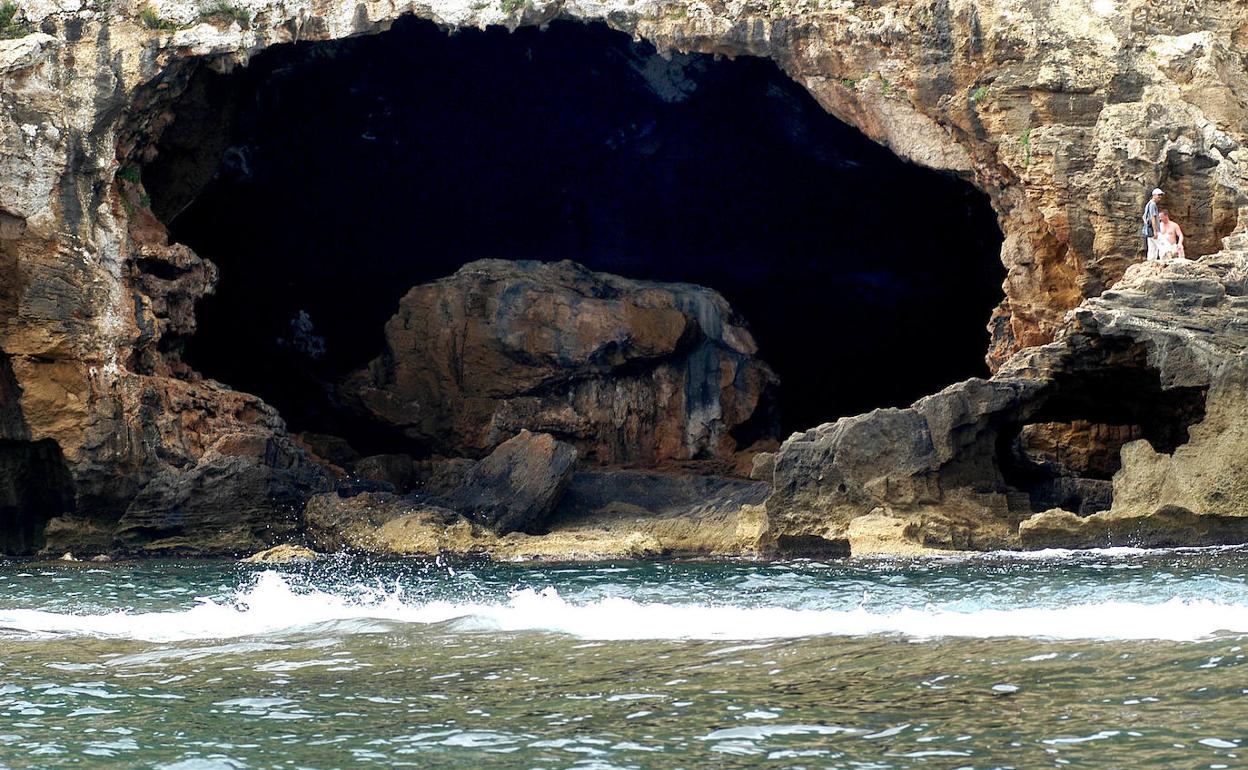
[2, 0, 1247, 555]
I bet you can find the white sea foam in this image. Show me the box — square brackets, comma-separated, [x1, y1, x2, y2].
[870, 544, 1248, 563]
[1, 571, 1246, 643]
[986, 544, 1248, 560]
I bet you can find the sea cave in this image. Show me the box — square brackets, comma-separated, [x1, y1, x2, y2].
[140, 16, 1006, 463]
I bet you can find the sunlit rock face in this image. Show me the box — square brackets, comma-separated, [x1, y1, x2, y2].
[2, 0, 1248, 554]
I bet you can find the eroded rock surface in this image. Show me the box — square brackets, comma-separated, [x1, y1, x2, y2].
[3, 0, 1248, 553]
[343, 260, 778, 464]
[765, 247, 1248, 554]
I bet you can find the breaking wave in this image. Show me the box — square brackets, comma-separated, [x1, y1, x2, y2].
[1, 571, 1246, 643]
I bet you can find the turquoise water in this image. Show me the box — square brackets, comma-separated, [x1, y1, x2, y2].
[0, 549, 1246, 768]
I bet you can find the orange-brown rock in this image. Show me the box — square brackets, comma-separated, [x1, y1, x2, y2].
[1017, 421, 1145, 479]
[342, 260, 779, 464]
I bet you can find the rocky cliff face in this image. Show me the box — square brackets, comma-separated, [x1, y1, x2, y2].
[1, 0, 1247, 555]
[765, 250, 1245, 553]
[342, 259, 778, 464]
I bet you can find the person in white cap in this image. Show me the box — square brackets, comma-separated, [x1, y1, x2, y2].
[1142, 188, 1163, 261]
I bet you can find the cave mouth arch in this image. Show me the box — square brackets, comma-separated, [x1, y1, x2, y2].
[142, 16, 1005, 458]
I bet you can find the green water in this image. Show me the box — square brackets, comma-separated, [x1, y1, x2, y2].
[0, 550, 1246, 768]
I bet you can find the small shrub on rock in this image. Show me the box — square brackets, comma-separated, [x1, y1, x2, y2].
[0, 2, 30, 39]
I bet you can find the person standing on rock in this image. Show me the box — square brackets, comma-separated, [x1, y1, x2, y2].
[1142, 188, 1163, 261]
[1156, 211, 1186, 260]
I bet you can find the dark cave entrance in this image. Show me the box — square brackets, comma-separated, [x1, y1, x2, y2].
[143, 17, 1005, 457]
[0, 439, 76, 554]
[0, 349, 76, 554]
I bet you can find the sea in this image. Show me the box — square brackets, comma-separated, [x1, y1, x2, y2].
[0, 548, 1246, 769]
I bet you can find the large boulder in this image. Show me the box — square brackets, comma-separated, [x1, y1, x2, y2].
[342, 260, 778, 464]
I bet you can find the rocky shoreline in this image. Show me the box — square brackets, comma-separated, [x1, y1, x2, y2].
[4, 0, 1248, 559]
[252, 252, 1248, 561]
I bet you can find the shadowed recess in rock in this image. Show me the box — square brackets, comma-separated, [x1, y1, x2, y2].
[145, 17, 1004, 449]
[0, 350, 77, 554]
[0, 439, 75, 555]
[999, 338, 1208, 517]
[0, 347, 28, 439]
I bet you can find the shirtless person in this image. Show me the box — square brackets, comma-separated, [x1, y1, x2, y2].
[1156, 211, 1185, 260]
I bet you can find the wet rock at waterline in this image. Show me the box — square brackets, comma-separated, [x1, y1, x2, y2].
[242, 543, 321, 564]
[308, 431, 576, 540]
[442, 430, 578, 534]
[341, 260, 779, 464]
[1018, 506, 1248, 551]
[303, 491, 457, 553]
[34, 382, 335, 557]
[302, 466, 771, 560]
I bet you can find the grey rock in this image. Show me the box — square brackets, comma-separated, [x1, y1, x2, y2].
[441, 430, 578, 534]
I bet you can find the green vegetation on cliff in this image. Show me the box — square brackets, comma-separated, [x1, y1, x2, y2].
[0, 2, 29, 39]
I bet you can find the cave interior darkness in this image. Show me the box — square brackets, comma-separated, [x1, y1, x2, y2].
[0, 349, 76, 554]
[143, 16, 1006, 460]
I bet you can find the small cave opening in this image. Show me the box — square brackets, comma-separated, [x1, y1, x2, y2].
[0, 439, 76, 555]
[141, 17, 1005, 462]
[998, 338, 1208, 517]
[0, 349, 76, 554]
